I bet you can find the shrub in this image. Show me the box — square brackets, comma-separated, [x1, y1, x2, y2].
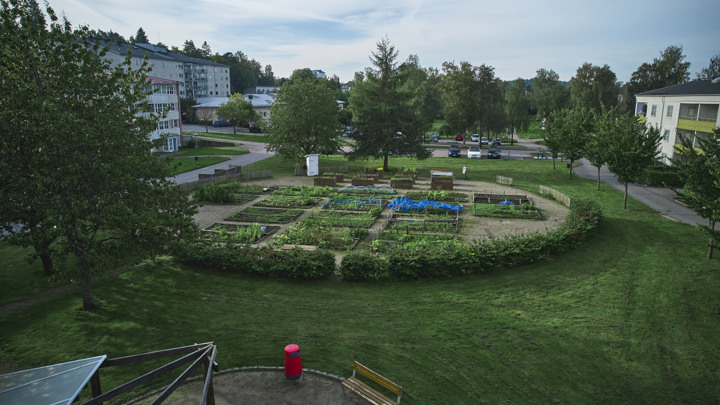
[638, 164, 683, 188]
[340, 251, 389, 281]
[192, 183, 234, 204]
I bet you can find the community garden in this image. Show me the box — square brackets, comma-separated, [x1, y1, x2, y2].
[1, 157, 718, 404]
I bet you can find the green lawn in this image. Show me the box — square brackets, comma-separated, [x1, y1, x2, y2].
[183, 131, 266, 143]
[168, 156, 230, 174]
[173, 146, 250, 157]
[1, 159, 718, 404]
[517, 120, 544, 139]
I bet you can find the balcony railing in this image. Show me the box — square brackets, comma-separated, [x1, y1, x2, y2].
[679, 115, 717, 122]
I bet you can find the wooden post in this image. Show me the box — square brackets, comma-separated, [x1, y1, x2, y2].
[90, 371, 102, 403]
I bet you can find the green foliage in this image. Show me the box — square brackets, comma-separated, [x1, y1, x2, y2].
[0, 0, 198, 310]
[274, 185, 334, 197]
[216, 93, 256, 134]
[504, 78, 530, 144]
[192, 183, 236, 203]
[530, 68, 568, 117]
[543, 108, 595, 177]
[568, 63, 619, 112]
[264, 78, 341, 160]
[638, 164, 683, 188]
[339, 251, 389, 281]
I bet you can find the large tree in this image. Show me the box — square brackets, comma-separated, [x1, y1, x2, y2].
[348, 38, 431, 170]
[569, 63, 618, 113]
[543, 108, 594, 179]
[216, 93, 256, 134]
[530, 68, 567, 118]
[504, 78, 530, 145]
[626, 45, 690, 111]
[696, 54, 720, 81]
[130, 27, 148, 44]
[672, 128, 720, 259]
[263, 78, 341, 160]
[604, 114, 662, 209]
[0, 0, 198, 310]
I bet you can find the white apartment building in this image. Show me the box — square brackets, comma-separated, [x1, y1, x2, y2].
[636, 79, 720, 164]
[146, 76, 182, 152]
[98, 42, 231, 99]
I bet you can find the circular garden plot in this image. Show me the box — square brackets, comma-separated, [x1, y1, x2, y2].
[471, 193, 542, 219]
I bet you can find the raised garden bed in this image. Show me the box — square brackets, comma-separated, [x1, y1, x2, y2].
[472, 203, 542, 219]
[303, 210, 380, 228]
[351, 177, 376, 186]
[338, 185, 397, 196]
[430, 175, 454, 191]
[274, 185, 334, 197]
[390, 178, 414, 189]
[314, 176, 337, 187]
[395, 171, 418, 181]
[202, 223, 279, 243]
[273, 222, 365, 251]
[231, 194, 260, 205]
[254, 195, 321, 208]
[320, 172, 344, 182]
[225, 207, 304, 223]
[473, 193, 532, 205]
[405, 190, 467, 204]
[322, 197, 383, 212]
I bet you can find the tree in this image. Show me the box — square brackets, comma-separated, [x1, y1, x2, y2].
[0, 0, 198, 310]
[530, 68, 567, 118]
[696, 54, 720, 81]
[604, 114, 662, 209]
[216, 93, 256, 134]
[195, 108, 214, 132]
[504, 78, 530, 145]
[200, 41, 212, 58]
[587, 110, 616, 191]
[348, 38, 431, 170]
[569, 63, 618, 113]
[440, 61, 478, 135]
[182, 39, 204, 59]
[626, 46, 690, 111]
[131, 27, 149, 44]
[180, 96, 197, 124]
[543, 108, 594, 178]
[672, 128, 720, 259]
[263, 78, 341, 160]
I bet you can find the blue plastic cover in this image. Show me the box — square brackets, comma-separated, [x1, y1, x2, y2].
[387, 196, 462, 212]
[499, 200, 515, 205]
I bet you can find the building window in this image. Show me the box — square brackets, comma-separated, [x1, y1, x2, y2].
[666, 105, 674, 117]
[663, 130, 670, 141]
[650, 105, 657, 116]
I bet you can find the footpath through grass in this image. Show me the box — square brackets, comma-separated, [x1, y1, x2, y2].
[1, 159, 718, 404]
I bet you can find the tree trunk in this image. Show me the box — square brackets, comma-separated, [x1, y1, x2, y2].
[82, 275, 95, 311]
[568, 159, 574, 180]
[708, 219, 716, 260]
[383, 153, 389, 171]
[232, 125, 237, 135]
[623, 182, 628, 210]
[552, 157, 556, 170]
[596, 166, 601, 191]
[39, 252, 54, 275]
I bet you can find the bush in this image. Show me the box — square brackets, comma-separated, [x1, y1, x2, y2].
[638, 164, 683, 188]
[192, 183, 234, 204]
[340, 251, 389, 281]
[249, 126, 262, 133]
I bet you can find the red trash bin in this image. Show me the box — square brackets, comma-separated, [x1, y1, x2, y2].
[284, 344, 302, 380]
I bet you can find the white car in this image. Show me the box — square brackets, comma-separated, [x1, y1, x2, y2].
[470, 134, 479, 142]
[467, 146, 482, 159]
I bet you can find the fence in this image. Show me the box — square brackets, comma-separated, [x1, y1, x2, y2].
[294, 165, 349, 176]
[496, 175, 513, 185]
[178, 169, 272, 192]
[539, 185, 572, 207]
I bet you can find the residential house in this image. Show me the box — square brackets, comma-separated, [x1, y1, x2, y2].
[193, 93, 275, 124]
[636, 79, 720, 164]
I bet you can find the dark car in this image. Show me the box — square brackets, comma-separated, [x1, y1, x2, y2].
[448, 144, 462, 157]
[487, 146, 501, 159]
[491, 138, 502, 145]
[212, 120, 231, 127]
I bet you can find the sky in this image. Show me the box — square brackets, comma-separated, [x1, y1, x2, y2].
[47, 0, 720, 84]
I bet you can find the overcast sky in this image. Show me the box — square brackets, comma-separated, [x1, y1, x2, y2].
[48, 0, 720, 83]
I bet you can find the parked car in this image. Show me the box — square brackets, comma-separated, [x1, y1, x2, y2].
[467, 146, 482, 159]
[448, 144, 462, 157]
[212, 120, 231, 127]
[470, 134, 479, 142]
[487, 146, 501, 159]
[428, 133, 439, 142]
[491, 137, 502, 145]
[481, 136, 489, 145]
[455, 134, 464, 141]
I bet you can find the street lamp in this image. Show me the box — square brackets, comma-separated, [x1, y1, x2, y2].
[194, 133, 199, 164]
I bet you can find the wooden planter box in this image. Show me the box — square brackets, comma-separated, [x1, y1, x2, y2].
[430, 176, 454, 191]
[364, 171, 383, 180]
[314, 177, 337, 186]
[321, 173, 344, 182]
[352, 178, 375, 186]
[391, 179, 414, 189]
[395, 172, 418, 182]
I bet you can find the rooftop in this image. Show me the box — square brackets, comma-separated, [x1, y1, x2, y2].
[637, 79, 720, 97]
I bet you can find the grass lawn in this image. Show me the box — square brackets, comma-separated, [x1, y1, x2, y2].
[173, 146, 250, 157]
[183, 131, 266, 143]
[517, 120, 544, 139]
[168, 156, 230, 175]
[1, 159, 718, 404]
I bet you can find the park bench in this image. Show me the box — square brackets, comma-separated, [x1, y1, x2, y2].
[342, 361, 403, 405]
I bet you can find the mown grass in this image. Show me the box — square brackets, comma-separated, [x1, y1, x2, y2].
[183, 131, 266, 143]
[173, 146, 250, 157]
[518, 120, 544, 139]
[168, 156, 230, 174]
[1, 159, 718, 404]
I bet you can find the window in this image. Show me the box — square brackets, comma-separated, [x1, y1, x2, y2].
[666, 105, 674, 117]
[663, 130, 670, 141]
[173, 119, 179, 127]
[167, 86, 174, 94]
[157, 120, 169, 130]
[650, 105, 657, 116]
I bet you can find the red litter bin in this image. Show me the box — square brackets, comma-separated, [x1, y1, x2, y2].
[284, 344, 302, 380]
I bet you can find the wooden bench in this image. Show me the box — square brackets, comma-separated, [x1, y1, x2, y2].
[342, 361, 403, 405]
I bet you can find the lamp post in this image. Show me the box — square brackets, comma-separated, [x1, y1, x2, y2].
[194, 133, 199, 164]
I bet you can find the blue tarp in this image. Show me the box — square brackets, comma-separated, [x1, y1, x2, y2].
[387, 196, 462, 212]
[499, 200, 515, 205]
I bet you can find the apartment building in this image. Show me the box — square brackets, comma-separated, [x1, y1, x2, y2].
[146, 76, 182, 152]
[636, 79, 720, 164]
[98, 42, 231, 99]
